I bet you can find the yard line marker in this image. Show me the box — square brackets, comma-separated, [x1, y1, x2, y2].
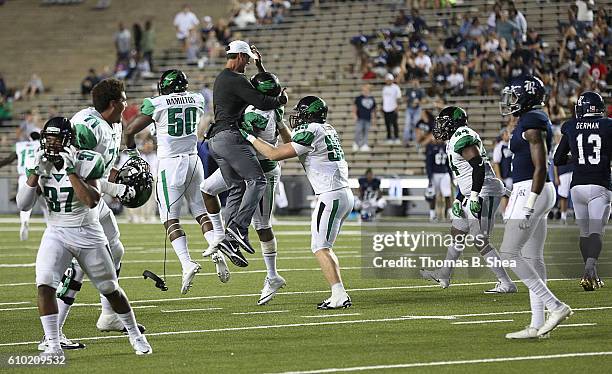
[301, 313, 361, 318]
[557, 323, 597, 328]
[0, 307, 37, 312]
[451, 319, 513, 325]
[131, 305, 157, 309]
[0, 301, 30, 306]
[269, 352, 612, 373]
[404, 315, 457, 320]
[0, 263, 35, 268]
[232, 310, 289, 315]
[161, 307, 223, 313]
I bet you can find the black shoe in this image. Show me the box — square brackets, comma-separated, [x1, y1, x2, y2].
[217, 238, 249, 267]
[226, 223, 256, 254]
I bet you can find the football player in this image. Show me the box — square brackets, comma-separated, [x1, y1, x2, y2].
[424, 137, 452, 221]
[553, 91, 611, 291]
[125, 69, 230, 288]
[241, 96, 353, 309]
[420, 106, 516, 293]
[17, 117, 151, 357]
[201, 72, 291, 304]
[492, 127, 513, 218]
[354, 168, 386, 222]
[552, 128, 574, 224]
[499, 76, 572, 339]
[0, 130, 47, 240]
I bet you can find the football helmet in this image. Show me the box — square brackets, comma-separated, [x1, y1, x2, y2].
[250, 72, 281, 97]
[158, 69, 188, 95]
[289, 96, 328, 128]
[433, 106, 468, 141]
[499, 75, 545, 117]
[115, 157, 154, 208]
[41, 117, 73, 163]
[575, 91, 605, 118]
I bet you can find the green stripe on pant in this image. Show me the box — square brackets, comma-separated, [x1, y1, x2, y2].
[161, 170, 170, 210]
[326, 199, 340, 241]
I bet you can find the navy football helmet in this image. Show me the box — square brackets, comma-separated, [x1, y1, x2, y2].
[499, 75, 545, 117]
[575, 91, 605, 118]
[41, 117, 73, 163]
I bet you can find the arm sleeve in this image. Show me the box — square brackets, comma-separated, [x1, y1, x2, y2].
[235, 76, 285, 110]
[16, 183, 38, 211]
[468, 155, 485, 193]
[553, 134, 571, 166]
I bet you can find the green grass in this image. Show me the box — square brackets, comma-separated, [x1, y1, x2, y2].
[0, 219, 610, 373]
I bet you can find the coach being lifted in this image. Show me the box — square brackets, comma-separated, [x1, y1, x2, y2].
[206, 40, 288, 262]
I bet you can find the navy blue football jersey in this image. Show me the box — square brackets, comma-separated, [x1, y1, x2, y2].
[560, 116, 612, 190]
[425, 142, 450, 179]
[359, 177, 381, 200]
[509, 109, 553, 183]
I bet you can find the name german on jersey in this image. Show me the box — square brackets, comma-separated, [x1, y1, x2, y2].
[575, 121, 599, 130]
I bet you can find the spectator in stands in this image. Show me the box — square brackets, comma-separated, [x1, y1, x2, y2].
[0, 96, 12, 125]
[94, 0, 111, 10]
[430, 62, 447, 97]
[81, 68, 100, 96]
[256, 0, 272, 24]
[479, 52, 501, 95]
[232, 0, 257, 28]
[509, 5, 527, 42]
[482, 32, 500, 53]
[546, 96, 568, 126]
[214, 18, 233, 46]
[559, 26, 579, 62]
[562, 50, 591, 83]
[362, 62, 377, 80]
[432, 45, 454, 68]
[203, 30, 225, 62]
[496, 10, 519, 50]
[381, 73, 401, 145]
[132, 22, 143, 55]
[403, 77, 425, 146]
[487, 2, 502, 32]
[114, 22, 131, 66]
[186, 28, 202, 65]
[553, 70, 579, 107]
[575, 0, 595, 36]
[414, 109, 435, 152]
[174, 4, 200, 50]
[16, 110, 40, 141]
[393, 9, 409, 29]
[587, 53, 607, 87]
[465, 17, 485, 54]
[22, 74, 44, 100]
[352, 84, 376, 152]
[270, 0, 290, 24]
[408, 8, 428, 35]
[447, 63, 465, 96]
[414, 48, 432, 77]
[142, 20, 155, 72]
[492, 127, 513, 215]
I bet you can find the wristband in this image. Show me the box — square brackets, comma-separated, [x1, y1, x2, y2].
[525, 192, 539, 210]
[469, 191, 479, 201]
[246, 134, 256, 144]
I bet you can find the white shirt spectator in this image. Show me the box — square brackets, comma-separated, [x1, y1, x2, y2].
[514, 10, 528, 41]
[256, 0, 271, 20]
[487, 12, 497, 29]
[414, 54, 432, 74]
[382, 83, 402, 112]
[447, 72, 464, 88]
[233, 1, 257, 28]
[174, 8, 200, 40]
[576, 1, 594, 22]
[484, 38, 500, 52]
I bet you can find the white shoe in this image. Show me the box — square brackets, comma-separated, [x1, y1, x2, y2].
[130, 335, 152, 355]
[505, 326, 549, 339]
[202, 237, 224, 257]
[39, 345, 64, 359]
[257, 275, 286, 305]
[20, 222, 28, 241]
[360, 144, 371, 152]
[181, 261, 201, 294]
[420, 269, 450, 289]
[537, 303, 573, 336]
[211, 252, 230, 283]
[97, 313, 124, 332]
[317, 293, 352, 309]
[484, 281, 518, 294]
[352, 143, 359, 152]
[38, 334, 85, 351]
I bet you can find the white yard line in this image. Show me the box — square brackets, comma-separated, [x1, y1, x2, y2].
[160, 307, 223, 313]
[269, 352, 612, 373]
[451, 319, 513, 325]
[232, 310, 289, 315]
[301, 313, 361, 318]
[0, 301, 30, 306]
[557, 323, 597, 328]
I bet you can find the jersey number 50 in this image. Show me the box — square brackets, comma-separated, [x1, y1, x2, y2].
[168, 107, 198, 137]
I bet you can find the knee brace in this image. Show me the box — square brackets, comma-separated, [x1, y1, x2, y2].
[56, 262, 84, 305]
[261, 238, 277, 255]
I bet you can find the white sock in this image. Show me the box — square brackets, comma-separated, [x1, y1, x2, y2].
[439, 244, 462, 279]
[204, 230, 215, 246]
[261, 238, 278, 278]
[429, 210, 436, 219]
[171, 236, 192, 270]
[57, 299, 72, 334]
[483, 248, 513, 284]
[100, 294, 114, 315]
[561, 211, 567, 220]
[529, 290, 545, 329]
[117, 310, 142, 340]
[208, 212, 225, 241]
[331, 282, 346, 298]
[40, 314, 60, 348]
[20, 210, 31, 225]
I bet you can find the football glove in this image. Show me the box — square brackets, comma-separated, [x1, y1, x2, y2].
[28, 149, 53, 176]
[519, 206, 534, 230]
[60, 146, 77, 175]
[469, 199, 481, 216]
[451, 199, 464, 218]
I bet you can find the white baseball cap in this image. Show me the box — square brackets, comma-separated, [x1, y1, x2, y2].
[226, 40, 257, 59]
[385, 73, 394, 81]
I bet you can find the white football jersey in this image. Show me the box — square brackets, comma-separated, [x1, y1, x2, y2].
[140, 92, 205, 158]
[244, 105, 284, 172]
[290, 122, 349, 195]
[70, 107, 122, 177]
[38, 150, 105, 227]
[15, 140, 39, 176]
[446, 126, 504, 196]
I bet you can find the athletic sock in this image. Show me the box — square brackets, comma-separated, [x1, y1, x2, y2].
[261, 238, 278, 278]
[529, 290, 545, 329]
[171, 236, 192, 270]
[560, 211, 567, 220]
[40, 314, 60, 349]
[331, 282, 346, 298]
[439, 244, 461, 279]
[117, 310, 142, 340]
[482, 248, 513, 284]
[57, 299, 72, 333]
[20, 210, 31, 225]
[208, 212, 225, 241]
[579, 237, 589, 263]
[429, 210, 436, 220]
[203, 230, 215, 247]
[100, 295, 114, 316]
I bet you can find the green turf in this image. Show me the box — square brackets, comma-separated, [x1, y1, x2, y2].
[0, 220, 610, 373]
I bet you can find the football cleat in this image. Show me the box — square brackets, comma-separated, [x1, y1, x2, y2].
[419, 269, 450, 289]
[257, 275, 286, 305]
[580, 276, 596, 291]
[96, 313, 146, 334]
[130, 335, 152, 355]
[226, 223, 256, 254]
[39, 346, 64, 359]
[505, 326, 549, 339]
[19, 222, 29, 241]
[216, 238, 248, 267]
[38, 334, 86, 351]
[537, 303, 573, 336]
[484, 282, 518, 294]
[317, 294, 352, 310]
[181, 261, 202, 294]
[211, 252, 230, 283]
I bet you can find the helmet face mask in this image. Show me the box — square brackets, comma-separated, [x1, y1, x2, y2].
[41, 117, 73, 163]
[158, 70, 188, 95]
[115, 157, 154, 208]
[289, 96, 328, 128]
[500, 76, 545, 117]
[499, 86, 521, 116]
[433, 106, 468, 141]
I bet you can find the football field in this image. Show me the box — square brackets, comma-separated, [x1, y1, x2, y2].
[0, 218, 610, 373]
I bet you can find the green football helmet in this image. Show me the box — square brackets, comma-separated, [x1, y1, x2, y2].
[289, 95, 328, 128]
[250, 72, 281, 96]
[115, 157, 154, 208]
[158, 69, 188, 95]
